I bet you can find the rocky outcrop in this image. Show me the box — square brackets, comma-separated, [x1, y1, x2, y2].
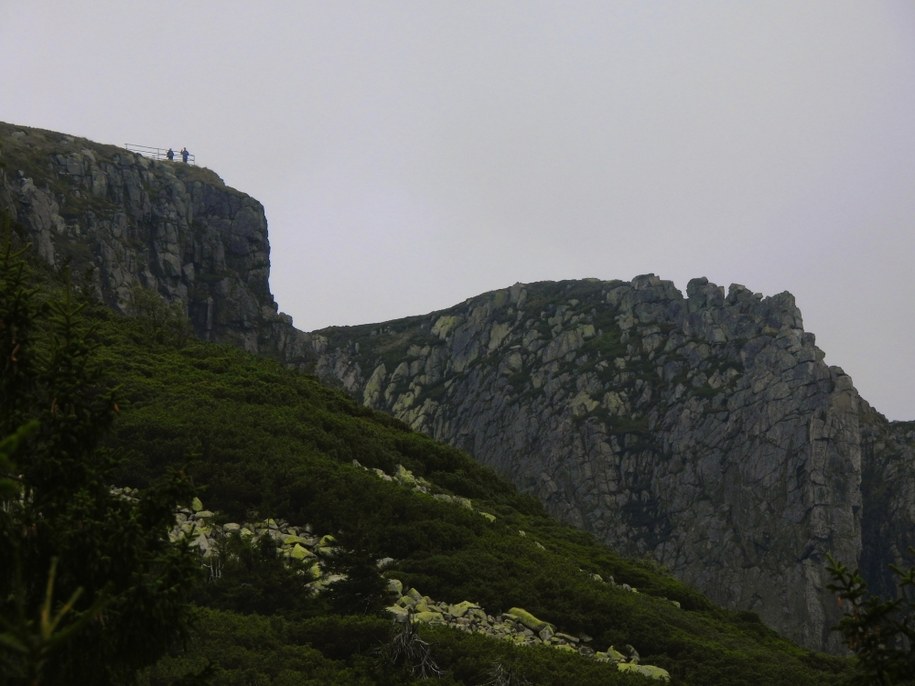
[305, 275, 915, 652]
[0, 122, 308, 363]
[388, 589, 670, 682]
[128, 481, 670, 683]
[7, 122, 913, 653]
[859, 416, 915, 599]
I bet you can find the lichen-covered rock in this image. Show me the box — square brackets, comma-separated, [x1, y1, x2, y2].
[595, 646, 627, 664]
[386, 604, 410, 622]
[288, 543, 313, 561]
[315, 534, 337, 558]
[384, 585, 670, 675]
[617, 662, 671, 682]
[448, 601, 480, 618]
[412, 610, 445, 625]
[505, 607, 553, 632]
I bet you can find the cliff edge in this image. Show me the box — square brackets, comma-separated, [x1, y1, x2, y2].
[0, 121, 307, 362]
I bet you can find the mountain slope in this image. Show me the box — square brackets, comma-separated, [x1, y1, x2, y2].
[83, 286, 846, 684]
[2, 120, 911, 660]
[305, 276, 915, 652]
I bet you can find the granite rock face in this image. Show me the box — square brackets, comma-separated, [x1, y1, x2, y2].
[5, 122, 913, 653]
[0, 122, 307, 363]
[306, 276, 915, 652]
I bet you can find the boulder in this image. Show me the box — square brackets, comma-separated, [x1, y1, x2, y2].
[386, 604, 410, 622]
[288, 544, 313, 561]
[448, 600, 480, 619]
[617, 663, 671, 682]
[505, 607, 552, 633]
[412, 611, 445, 625]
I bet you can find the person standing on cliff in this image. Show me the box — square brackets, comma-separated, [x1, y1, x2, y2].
[166, 148, 175, 161]
[181, 147, 189, 163]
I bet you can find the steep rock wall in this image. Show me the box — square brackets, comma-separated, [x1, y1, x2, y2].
[306, 276, 915, 652]
[0, 122, 307, 362]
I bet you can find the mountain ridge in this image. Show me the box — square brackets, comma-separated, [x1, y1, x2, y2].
[2, 120, 912, 655]
[302, 274, 911, 652]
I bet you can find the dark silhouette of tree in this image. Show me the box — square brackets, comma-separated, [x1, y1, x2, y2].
[193, 532, 325, 619]
[0, 231, 198, 685]
[325, 529, 391, 616]
[827, 553, 915, 685]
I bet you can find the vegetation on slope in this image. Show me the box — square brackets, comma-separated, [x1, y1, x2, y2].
[1, 226, 854, 684]
[0, 237, 197, 685]
[100, 305, 848, 683]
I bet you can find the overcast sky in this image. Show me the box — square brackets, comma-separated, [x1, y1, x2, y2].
[3, 2, 914, 421]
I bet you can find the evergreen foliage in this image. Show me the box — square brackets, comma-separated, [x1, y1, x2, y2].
[827, 554, 915, 685]
[0, 234, 198, 685]
[92, 289, 849, 684]
[324, 532, 393, 616]
[191, 532, 324, 619]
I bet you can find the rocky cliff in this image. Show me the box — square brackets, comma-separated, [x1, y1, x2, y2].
[0, 121, 307, 362]
[306, 276, 915, 652]
[4, 122, 913, 654]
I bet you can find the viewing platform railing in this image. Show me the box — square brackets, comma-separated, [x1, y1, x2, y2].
[125, 143, 196, 165]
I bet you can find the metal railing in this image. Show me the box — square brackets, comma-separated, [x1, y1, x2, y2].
[124, 143, 196, 165]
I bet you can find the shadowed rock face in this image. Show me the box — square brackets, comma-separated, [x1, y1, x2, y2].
[4, 122, 913, 653]
[305, 276, 915, 652]
[0, 121, 307, 363]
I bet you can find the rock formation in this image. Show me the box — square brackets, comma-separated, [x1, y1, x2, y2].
[137, 472, 671, 683]
[0, 121, 307, 363]
[4, 121, 913, 653]
[305, 276, 915, 652]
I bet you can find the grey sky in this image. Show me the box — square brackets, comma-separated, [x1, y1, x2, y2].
[3, 1, 913, 420]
